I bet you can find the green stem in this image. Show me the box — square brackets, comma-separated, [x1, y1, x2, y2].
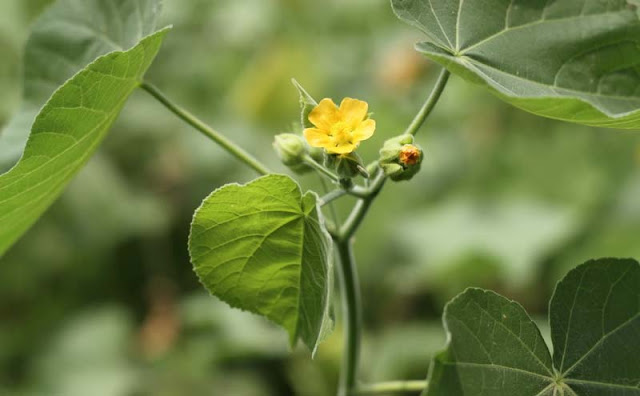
[339, 172, 386, 241]
[404, 69, 450, 137]
[336, 239, 362, 396]
[304, 154, 341, 183]
[354, 381, 427, 395]
[321, 189, 348, 207]
[334, 67, 450, 396]
[319, 176, 340, 232]
[140, 82, 270, 175]
[346, 184, 370, 199]
[321, 184, 370, 206]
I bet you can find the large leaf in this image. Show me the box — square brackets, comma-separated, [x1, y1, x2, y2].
[426, 258, 640, 395]
[189, 174, 333, 354]
[550, 259, 640, 394]
[0, 0, 163, 170]
[0, 27, 170, 256]
[392, 0, 640, 129]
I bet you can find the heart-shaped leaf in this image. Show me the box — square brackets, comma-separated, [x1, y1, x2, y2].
[1, 0, 164, 170]
[426, 258, 640, 395]
[0, 0, 170, 256]
[392, 0, 640, 129]
[189, 174, 333, 354]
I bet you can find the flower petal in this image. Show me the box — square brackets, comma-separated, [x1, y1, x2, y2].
[326, 143, 357, 155]
[339, 98, 368, 127]
[308, 98, 340, 130]
[352, 119, 376, 142]
[303, 128, 330, 148]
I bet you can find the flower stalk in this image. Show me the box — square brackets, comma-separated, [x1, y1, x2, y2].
[330, 68, 450, 396]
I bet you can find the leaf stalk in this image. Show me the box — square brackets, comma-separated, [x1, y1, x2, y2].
[140, 82, 270, 175]
[353, 380, 428, 395]
[404, 69, 450, 137]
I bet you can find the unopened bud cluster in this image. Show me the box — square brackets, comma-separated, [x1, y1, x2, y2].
[379, 134, 423, 181]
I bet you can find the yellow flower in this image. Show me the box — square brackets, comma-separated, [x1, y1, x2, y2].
[303, 98, 376, 154]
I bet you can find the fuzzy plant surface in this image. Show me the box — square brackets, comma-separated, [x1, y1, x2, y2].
[1, 1, 639, 395]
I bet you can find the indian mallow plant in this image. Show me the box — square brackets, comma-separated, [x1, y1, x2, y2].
[1, 0, 639, 395]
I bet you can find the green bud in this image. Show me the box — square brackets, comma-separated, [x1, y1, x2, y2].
[378, 134, 423, 181]
[273, 133, 311, 174]
[308, 145, 325, 164]
[325, 152, 367, 179]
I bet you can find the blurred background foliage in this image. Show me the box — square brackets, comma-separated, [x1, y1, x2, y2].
[1, 0, 640, 395]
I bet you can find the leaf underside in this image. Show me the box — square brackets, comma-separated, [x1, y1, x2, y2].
[425, 258, 640, 395]
[392, 0, 640, 129]
[189, 174, 333, 354]
[0, 26, 170, 258]
[0, 0, 163, 170]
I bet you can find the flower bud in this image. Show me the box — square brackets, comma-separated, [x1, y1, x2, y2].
[379, 134, 423, 181]
[308, 145, 325, 164]
[273, 133, 310, 173]
[325, 152, 367, 179]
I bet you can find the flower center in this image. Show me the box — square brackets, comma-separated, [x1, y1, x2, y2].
[329, 121, 354, 147]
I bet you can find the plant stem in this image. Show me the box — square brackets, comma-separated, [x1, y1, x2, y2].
[339, 172, 386, 241]
[336, 239, 362, 396]
[140, 82, 270, 175]
[304, 154, 341, 183]
[321, 189, 348, 207]
[346, 184, 370, 199]
[354, 381, 427, 395]
[404, 69, 450, 137]
[319, 175, 341, 233]
[334, 68, 450, 396]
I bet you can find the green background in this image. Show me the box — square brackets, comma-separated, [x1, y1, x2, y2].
[1, 0, 640, 395]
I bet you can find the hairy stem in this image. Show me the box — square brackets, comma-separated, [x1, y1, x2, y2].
[321, 189, 349, 207]
[404, 69, 450, 137]
[354, 381, 428, 395]
[336, 239, 363, 396]
[339, 171, 386, 241]
[304, 154, 341, 183]
[140, 82, 270, 175]
[333, 69, 450, 396]
[319, 176, 340, 232]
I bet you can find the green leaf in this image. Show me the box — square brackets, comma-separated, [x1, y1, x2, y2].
[426, 289, 554, 395]
[188, 174, 333, 354]
[392, 0, 640, 129]
[0, 0, 163, 170]
[292, 79, 318, 129]
[550, 258, 640, 394]
[0, 27, 170, 257]
[426, 258, 640, 395]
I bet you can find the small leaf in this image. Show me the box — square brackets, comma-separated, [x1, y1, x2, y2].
[425, 258, 640, 395]
[189, 174, 333, 354]
[0, 28, 170, 256]
[292, 79, 318, 129]
[392, 0, 640, 129]
[1, 0, 163, 170]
